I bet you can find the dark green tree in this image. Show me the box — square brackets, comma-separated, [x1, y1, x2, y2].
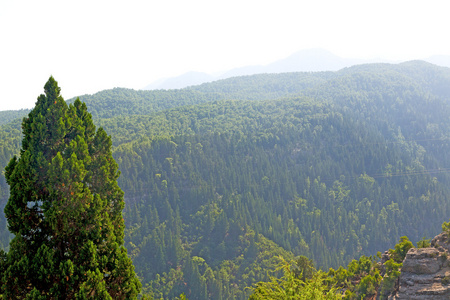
[293, 255, 315, 281]
[0, 77, 141, 298]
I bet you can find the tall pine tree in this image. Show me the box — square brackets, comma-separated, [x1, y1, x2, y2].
[0, 77, 141, 298]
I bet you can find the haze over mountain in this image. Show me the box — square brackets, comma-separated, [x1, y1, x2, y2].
[143, 49, 450, 91]
[144, 71, 216, 90]
[143, 49, 390, 90]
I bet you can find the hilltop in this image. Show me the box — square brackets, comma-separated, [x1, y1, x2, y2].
[1, 60, 450, 298]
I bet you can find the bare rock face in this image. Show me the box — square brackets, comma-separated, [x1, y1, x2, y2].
[401, 248, 444, 274]
[389, 233, 450, 299]
[431, 233, 450, 253]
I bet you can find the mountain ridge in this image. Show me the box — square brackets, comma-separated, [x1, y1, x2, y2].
[143, 49, 450, 92]
[143, 48, 392, 90]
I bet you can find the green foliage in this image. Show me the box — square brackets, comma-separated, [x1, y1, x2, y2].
[417, 237, 431, 248]
[356, 273, 381, 297]
[175, 294, 188, 300]
[326, 254, 381, 299]
[373, 237, 411, 299]
[442, 220, 450, 235]
[0, 78, 140, 298]
[388, 236, 414, 263]
[293, 255, 315, 281]
[0, 109, 30, 126]
[249, 257, 340, 299]
[69, 72, 333, 119]
[380, 259, 402, 298]
[140, 230, 294, 299]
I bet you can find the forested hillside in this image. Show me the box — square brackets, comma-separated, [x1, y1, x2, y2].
[1, 61, 450, 298]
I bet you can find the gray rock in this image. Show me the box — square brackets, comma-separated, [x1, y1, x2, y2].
[401, 248, 442, 274]
[389, 235, 450, 300]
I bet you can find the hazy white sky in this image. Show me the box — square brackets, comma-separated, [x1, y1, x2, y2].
[1, 0, 449, 111]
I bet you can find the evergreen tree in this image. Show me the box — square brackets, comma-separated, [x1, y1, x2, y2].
[0, 77, 141, 298]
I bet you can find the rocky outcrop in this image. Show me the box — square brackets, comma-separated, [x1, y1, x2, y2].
[389, 233, 450, 299]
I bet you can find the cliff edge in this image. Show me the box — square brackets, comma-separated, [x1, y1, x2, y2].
[389, 233, 450, 299]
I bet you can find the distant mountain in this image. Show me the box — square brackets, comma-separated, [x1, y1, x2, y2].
[220, 48, 370, 78]
[143, 49, 390, 90]
[0, 109, 30, 126]
[143, 71, 215, 90]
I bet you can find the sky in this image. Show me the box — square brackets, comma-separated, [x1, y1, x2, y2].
[1, 0, 450, 111]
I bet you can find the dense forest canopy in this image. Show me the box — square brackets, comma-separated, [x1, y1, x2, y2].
[1, 61, 450, 298]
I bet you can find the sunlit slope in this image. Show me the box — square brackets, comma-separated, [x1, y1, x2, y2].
[2, 61, 450, 298]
